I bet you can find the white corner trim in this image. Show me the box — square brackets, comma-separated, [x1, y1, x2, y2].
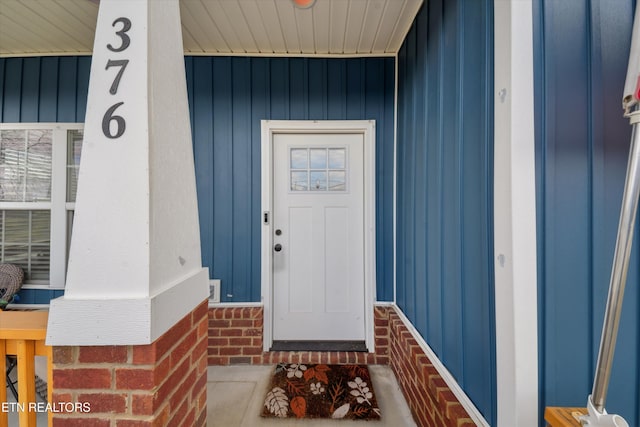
[393, 53, 399, 306]
[393, 305, 490, 427]
[493, 1, 539, 427]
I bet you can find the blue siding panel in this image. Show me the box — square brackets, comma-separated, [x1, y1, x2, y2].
[534, 0, 639, 424]
[76, 57, 91, 122]
[39, 57, 59, 122]
[57, 57, 78, 122]
[13, 289, 65, 305]
[191, 57, 215, 286]
[211, 58, 234, 301]
[3, 58, 22, 122]
[289, 59, 307, 120]
[413, 8, 429, 339]
[250, 59, 269, 302]
[396, 0, 495, 423]
[327, 60, 346, 120]
[425, 0, 445, 357]
[231, 57, 252, 301]
[460, 0, 495, 415]
[21, 57, 40, 122]
[0, 59, 4, 119]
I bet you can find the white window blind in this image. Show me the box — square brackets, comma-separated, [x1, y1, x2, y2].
[0, 124, 83, 288]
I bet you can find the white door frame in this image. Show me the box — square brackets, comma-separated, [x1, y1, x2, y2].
[261, 120, 377, 352]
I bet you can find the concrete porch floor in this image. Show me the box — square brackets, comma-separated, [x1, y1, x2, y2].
[207, 364, 417, 426]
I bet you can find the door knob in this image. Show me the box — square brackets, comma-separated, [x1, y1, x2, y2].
[274, 244, 283, 252]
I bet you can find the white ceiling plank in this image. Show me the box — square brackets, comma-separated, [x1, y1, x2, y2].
[371, 0, 406, 53]
[386, 0, 423, 52]
[255, 0, 287, 53]
[0, 5, 67, 53]
[328, 0, 349, 54]
[183, 1, 230, 52]
[311, 0, 330, 54]
[2, 0, 84, 52]
[202, 0, 245, 52]
[54, 0, 98, 26]
[358, 0, 386, 54]
[25, 0, 94, 50]
[219, 0, 258, 53]
[238, 0, 274, 54]
[343, 0, 368, 54]
[274, 0, 300, 53]
[16, 0, 89, 51]
[0, 28, 37, 55]
[181, 25, 205, 54]
[295, 6, 315, 53]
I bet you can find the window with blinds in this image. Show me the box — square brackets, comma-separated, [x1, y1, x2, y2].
[0, 124, 83, 287]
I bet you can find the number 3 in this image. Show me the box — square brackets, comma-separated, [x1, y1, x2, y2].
[107, 17, 131, 52]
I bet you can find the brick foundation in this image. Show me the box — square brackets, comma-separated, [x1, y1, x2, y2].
[207, 304, 477, 427]
[388, 310, 475, 427]
[207, 305, 389, 365]
[52, 300, 209, 427]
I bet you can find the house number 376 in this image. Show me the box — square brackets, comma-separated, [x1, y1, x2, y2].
[102, 17, 131, 139]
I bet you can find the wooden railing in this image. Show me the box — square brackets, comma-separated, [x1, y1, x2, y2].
[545, 407, 588, 427]
[0, 310, 52, 427]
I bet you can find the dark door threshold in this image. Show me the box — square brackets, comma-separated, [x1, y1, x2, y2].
[271, 340, 367, 352]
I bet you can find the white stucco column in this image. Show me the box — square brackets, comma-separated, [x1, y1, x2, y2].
[47, 0, 209, 345]
[494, 0, 539, 426]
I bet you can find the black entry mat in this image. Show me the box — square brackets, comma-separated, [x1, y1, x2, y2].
[271, 341, 367, 352]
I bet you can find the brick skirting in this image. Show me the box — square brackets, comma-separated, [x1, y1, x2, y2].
[208, 304, 477, 427]
[51, 300, 209, 427]
[388, 310, 475, 427]
[207, 306, 390, 365]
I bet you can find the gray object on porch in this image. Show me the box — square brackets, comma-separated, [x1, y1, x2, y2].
[0, 263, 24, 309]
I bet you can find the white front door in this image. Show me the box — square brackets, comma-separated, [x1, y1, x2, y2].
[271, 132, 365, 341]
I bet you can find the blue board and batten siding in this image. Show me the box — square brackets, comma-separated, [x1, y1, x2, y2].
[184, 57, 395, 302]
[534, 0, 640, 425]
[0, 56, 395, 304]
[395, 0, 496, 424]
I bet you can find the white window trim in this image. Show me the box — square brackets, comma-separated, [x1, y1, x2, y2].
[0, 122, 83, 290]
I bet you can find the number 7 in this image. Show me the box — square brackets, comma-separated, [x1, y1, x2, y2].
[105, 59, 129, 95]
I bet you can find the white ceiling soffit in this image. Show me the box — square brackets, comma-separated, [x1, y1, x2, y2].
[0, 0, 423, 57]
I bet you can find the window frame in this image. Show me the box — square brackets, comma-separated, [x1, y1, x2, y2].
[0, 123, 83, 290]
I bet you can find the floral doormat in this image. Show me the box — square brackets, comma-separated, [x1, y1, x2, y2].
[262, 363, 381, 420]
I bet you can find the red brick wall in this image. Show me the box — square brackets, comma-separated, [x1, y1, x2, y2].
[207, 305, 390, 365]
[52, 300, 209, 427]
[208, 304, 477, 427]
[388, 310, 476, 427]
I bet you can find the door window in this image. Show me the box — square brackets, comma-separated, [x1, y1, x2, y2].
[289, 147, 346, 192]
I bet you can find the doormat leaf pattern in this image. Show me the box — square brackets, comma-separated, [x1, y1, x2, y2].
[262, 364, 382, 420]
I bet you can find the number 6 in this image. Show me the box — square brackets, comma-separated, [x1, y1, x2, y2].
[102, 102, 126, 139]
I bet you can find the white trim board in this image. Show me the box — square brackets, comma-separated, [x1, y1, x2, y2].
[260, 120, 377, 353]
[493, 1, 539, 426]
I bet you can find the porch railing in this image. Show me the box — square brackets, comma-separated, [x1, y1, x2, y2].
[0, 310, 52, 427]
